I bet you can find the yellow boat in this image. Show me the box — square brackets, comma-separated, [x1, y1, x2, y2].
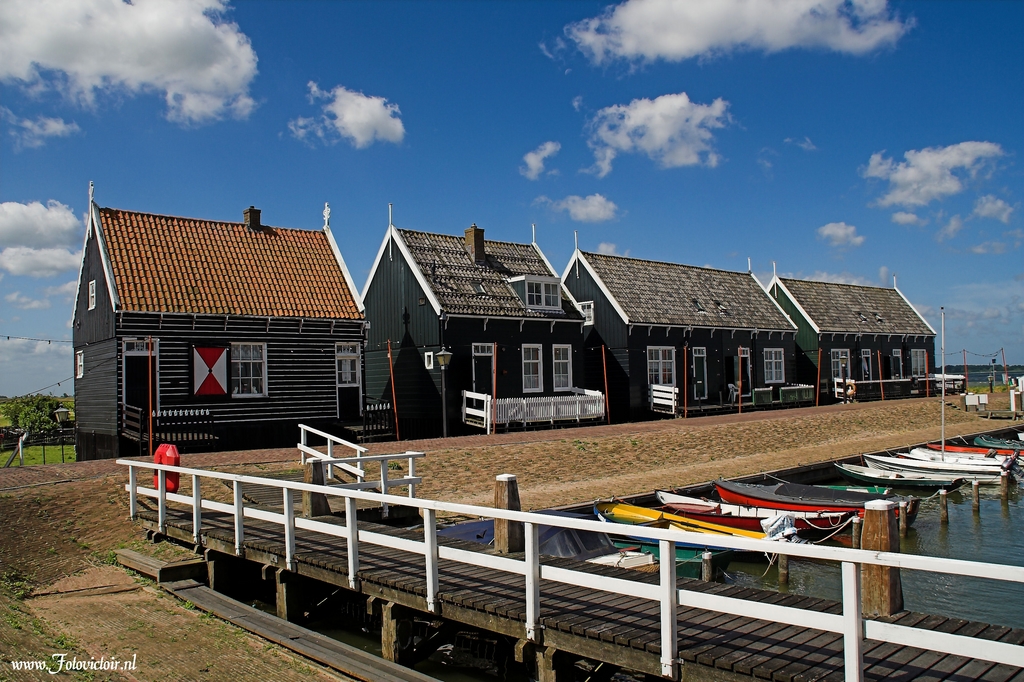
[595, 500, 765, 539]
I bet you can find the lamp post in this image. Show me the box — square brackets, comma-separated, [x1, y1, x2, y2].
[435, 348, 453, 438]
[54, 406, 70, 463]
[840, 357, 849, 403]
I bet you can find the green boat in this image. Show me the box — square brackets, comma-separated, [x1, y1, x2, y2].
[608, 537, 733, 580]
[974, 434, 1024, 450]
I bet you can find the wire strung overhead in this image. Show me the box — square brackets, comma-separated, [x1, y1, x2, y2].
[0, 334, 72, 344]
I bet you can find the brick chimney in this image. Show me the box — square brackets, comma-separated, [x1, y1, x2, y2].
[465, 224, 485, 264]
[243, 206, 262, 232]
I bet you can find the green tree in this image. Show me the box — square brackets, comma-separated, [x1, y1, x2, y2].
[0, 395, 65, 433]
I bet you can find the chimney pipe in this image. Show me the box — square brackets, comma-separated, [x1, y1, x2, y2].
[244, 206, 261, 231]
[465, 224, 485, 264]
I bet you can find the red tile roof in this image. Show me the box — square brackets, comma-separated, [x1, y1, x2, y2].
[98, 207, 362, 319]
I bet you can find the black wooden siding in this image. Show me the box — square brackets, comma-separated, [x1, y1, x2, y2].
[73, 229, 116, 346]
[73, 338, 118, 460]
[364, 233, 440, 352]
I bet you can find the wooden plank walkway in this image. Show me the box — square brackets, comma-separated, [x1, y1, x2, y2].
[138, 505, 1024, 681]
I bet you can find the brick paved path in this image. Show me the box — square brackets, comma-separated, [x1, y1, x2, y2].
[0, 400, 904, 491]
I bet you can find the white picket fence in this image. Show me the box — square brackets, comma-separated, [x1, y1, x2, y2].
[650, 384, 678, 413]
[119, 458, 1024, 682]
[462, 389, 605, 433]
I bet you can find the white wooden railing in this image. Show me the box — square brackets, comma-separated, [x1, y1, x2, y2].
[119, 459, 1024, 682]
[462, 390, 604, 432]
[297, 423, 424, 516]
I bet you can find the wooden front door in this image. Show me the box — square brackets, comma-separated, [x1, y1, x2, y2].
[472, 343, 494, 395]
[122, 338, 158, 413]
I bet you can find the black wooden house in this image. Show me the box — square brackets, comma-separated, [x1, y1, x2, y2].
[361, 223, 599, 438]
[562, 251, 803, 422]
[767, 276, 936, 402]
[72, 196, 365, 460]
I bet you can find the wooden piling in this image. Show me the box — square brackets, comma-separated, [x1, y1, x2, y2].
[494, 474, 524, 554]
[302, 461, 331, 518]
[701, 551, 713, 582]
[778, 553, 789, 586]
[972, 480, 980, 513]
[939, 489, 948, 524]
[860, 500, 903, 617]
[275, 568, 303, 622]
[381, 601, 413, 664]
[1001, 472, 1009, 502]
[898, 500, 908, 538]
[851, 516, 862, 549]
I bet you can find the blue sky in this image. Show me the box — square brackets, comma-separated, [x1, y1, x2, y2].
[1, 0, 1022, 396]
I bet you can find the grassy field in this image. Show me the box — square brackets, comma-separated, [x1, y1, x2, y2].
[0, 443, 76, 467]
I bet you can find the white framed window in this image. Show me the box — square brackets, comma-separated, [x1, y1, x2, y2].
[891, 349, 903, 380]
[424, 351, 434, 370]
[831, 349, 850, 380]
[691, 347, 707, 399]
[336, 343, 360, 386]
[579, 301, 594, 325]
[231, 343, 267, 397]
[910, 349, 928, 377]
[522, 344, 542, 392]
[544, 282, 559, 308]
[861, 349, 873, 381]
[88, 280, 96, 310]
[553, 345, 572, 390]
[527, 281, 543, 307]
[523, 278, 561, 311]
[648, 347, 675, 386]
[75, 350, 84, 379]
[764, 348, 785, 383]
[472, 343, 493, 356]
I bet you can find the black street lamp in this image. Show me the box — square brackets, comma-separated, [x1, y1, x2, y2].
[436, 348, 453, 438]
[54, 406, 70, 463]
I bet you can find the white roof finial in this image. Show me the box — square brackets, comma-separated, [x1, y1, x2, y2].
[322, 202, 330, 229]
[88, 181, 94, 205]
[532, 223, 536, 244]
[773, 261, 777, 278]
[388, 203, 393, 228]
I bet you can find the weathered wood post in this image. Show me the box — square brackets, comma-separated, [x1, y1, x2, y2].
[972, 480, 980, 514]
[898, 501, 908, 538]
[494, 474, 524, 554]
[302, 460, 331, 518]
[701, 551, 713, 582]
[275, 568, 303, 622]
[861, 500, 903, 617]
[851, 516, 862, 549]
[939, 489, 949, 524]
[1001, 472, 1009, 502]
[381, 601, 413, 664]
[778, 553, 789, 586]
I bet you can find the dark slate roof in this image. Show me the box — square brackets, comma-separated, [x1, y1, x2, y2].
[99, 207, 362, 319]
[778, 277, 933, 335]
[582, 252, 794, 330]
[398, 229, 581, 319]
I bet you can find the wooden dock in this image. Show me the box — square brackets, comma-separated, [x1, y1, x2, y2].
[137, 502, 1024, 681]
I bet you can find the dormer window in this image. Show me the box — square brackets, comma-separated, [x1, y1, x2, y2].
[525, 279, 561, 310]
[858, 312, 868, 322]
[874, 313, 884, 324]
[715, 300, 728, 315]
[472, 281, 486, 295]
[693, 299, 706, 313]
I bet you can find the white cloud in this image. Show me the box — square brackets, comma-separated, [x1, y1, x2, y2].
[0, 247, 81, 277]
[891, 211, 925, 226]
[805, 271, 874, 286]
[44, 280, 78, 303]
[972, 195, 1014, 224]
[4, 291, 50, 310]
[0, 0, 257, 124]
[0, 107, 80, 149]
[0, 200, 81, 249]
[936, 215, 964, 242]
[566, 0, 910, 65]
[289, 82, 405, 149]
[816, 221, 864, 248]
[536, 194, 619, 222]
[597, 242, 629, 256]
[969, 241, 1006, 255]
[520, 141, 561, 180]
[785, 136, 816, 151]
[862, 142, 1004, 207]
[587, 92, 729, 177]
[878, 266, 890, 285]
[572, 96, 584, 112]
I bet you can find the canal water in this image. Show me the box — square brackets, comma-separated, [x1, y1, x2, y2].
[724, 483, 1024, 630]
